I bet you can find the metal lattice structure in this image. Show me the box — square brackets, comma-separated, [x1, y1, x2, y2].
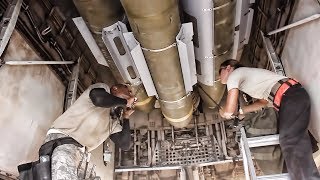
[154, 136, 221, 166]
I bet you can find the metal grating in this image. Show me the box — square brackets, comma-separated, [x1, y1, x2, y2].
[154, 136, 221, 166]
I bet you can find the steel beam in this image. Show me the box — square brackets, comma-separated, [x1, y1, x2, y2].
[268, 14, 320, 36]
[247, 134, 280, 148]
[260, 31, 285, 75]
[240, 127, 257, 179]
[257, 173, 289, 180]
[0, 0, 22, 57]
[5, 61, 74, 65]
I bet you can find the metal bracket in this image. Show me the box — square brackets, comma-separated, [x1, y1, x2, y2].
[260, 31, 285, 76]
[240, 127, 289, 180]
[244, 8, 254, 45]
[72, 17, 109, 67]
[102, 21, 141, 86]
[235, 0, 243, 27]
[122, 32, 158, 97]
[0, 0, 23, 57]
[181, 0, 214, 86]
[64, 58, 80, 110]
[176, 22, 197, 93]
[232, 30, 240, 59]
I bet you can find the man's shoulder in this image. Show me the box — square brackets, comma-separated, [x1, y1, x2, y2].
[88, 83, 110, 93]
[75, 83, 110, 101]
[232, 67, 272, 76]
[227, 67, 253, 87]
[229, 67, 247, 79]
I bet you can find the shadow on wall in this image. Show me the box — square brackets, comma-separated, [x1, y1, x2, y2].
[0, 30, 65, 175]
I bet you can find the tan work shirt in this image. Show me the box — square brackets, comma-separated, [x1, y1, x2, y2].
[51, 83, 122, 151]
[227, 67, 286, 101]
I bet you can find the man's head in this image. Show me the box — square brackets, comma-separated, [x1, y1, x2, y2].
[111, 84, 137, 117]
[219, 59, 243, 84]
[111, 84, 133, 100]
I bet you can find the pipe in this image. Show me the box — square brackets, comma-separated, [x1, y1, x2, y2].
[213, 0, 236, 56]
[202, 0, 236, 108]
[121, 0, 193, 128]
[181, 0, 215, 86]
[181, 0, 235, 109]
[198, 52, 229, 108]
[73, 0, 155, 112]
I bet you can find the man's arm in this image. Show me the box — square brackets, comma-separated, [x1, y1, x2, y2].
[219, 88, 239, 119]
[89, 88, 127, 108]
[109, 118, 131, 150]
[241, 99, 268, 114]
[110, 107, 135, 150]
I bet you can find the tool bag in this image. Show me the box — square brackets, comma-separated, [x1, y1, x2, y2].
[243, 107, 284, 175]
[17, 137, 82, 180]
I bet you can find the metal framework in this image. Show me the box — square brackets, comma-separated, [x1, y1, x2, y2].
[260, 31, 285, 76]
[114, 111, 243, 178]
[239, 32, 292, 179]
[240, 127, 289, 180]
[0, 0, 22, 57]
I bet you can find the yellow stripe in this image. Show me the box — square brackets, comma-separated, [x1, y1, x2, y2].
[135, 97, 154, 106]
[163, 106, 194, 122]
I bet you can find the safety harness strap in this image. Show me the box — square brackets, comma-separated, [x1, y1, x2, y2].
[269, 78, 299, 110]
[18, 137, 82, 176]
[39, 137, 82, 157]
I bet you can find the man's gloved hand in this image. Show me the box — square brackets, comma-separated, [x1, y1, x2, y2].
[219, 108, 234, 119]
[123, 97, 137, 119]
[126, 97, 137, 109]
[111, 84, 137, 119]
[219, 108, 245, 120]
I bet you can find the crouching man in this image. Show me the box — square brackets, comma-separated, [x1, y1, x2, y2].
[18, 83, 136, 180]
[218, 59, 320, 180]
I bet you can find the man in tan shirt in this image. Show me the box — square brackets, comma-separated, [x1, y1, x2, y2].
[218, 59, 320, 180]
[46, 83, 137, 179]
[18, 83, 136, 180]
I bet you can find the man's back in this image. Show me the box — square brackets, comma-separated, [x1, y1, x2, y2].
[51, 83, 122, 151]
[227, 67, 286, 100]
